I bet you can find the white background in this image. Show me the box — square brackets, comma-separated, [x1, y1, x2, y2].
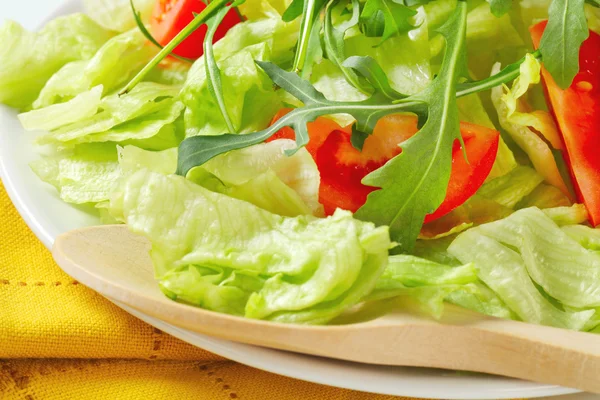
[0, 1, 598, 399]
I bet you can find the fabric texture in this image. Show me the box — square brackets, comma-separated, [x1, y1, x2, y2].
[0, 180, 410, 399]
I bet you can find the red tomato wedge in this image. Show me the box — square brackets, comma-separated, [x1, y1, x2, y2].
[531, 22, 600, 226]
[151, 0, 242, 59]
[268, 110, 500, 222]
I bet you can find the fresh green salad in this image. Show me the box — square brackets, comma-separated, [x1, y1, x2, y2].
[3, 0, 600, 328]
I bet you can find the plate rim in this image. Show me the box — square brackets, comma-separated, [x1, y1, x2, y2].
[0, 1, 584, 398]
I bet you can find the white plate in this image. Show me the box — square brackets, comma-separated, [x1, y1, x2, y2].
[0, 1, 591, 398]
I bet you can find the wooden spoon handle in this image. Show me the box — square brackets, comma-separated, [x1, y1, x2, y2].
[52, 225, 600, 393]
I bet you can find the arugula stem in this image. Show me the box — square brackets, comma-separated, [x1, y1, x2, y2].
[205, 7, 237, 133]
[292, 0, 320, 74]
[129, 0, 194, 64]
[456, 51, 541, 98]
[120, 0, 230, 96]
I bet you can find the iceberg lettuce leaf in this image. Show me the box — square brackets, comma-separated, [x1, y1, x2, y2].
[18, 86, 104, 131]
[38, 83, 184, 148]
[31, 143, 119, 205]
[111, 169, 390, 323]
[83, 0, 155, 32]
[0, 15, 113, 109]
[449, 226, 594, 330]
[34, 29, 157, 109]
[451, 207, 600, 315]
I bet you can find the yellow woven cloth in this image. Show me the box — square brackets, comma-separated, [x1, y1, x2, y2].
[0, 180, 411, 399]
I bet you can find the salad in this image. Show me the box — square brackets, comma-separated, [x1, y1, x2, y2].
[2, 0, 600, 328]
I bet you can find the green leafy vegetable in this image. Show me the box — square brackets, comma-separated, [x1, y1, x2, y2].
[120, 0, 232, 95]
[539, 0, 589, 89]
[323, 0, 369, 94]
[84, 0, 155, 32]
[36, 83, 184, 150]
[489, 0, 513, 17]
[177, 60, 424, 176]
[204, 3, 243, 133]
[18, 86, 104, 132]
[360, 0, 417, 45]
[448, 209, 596, 330]
[478, 166, 544, 208]
[355, 2, 468, 252]
[290, 0, 327, 76]
[282, 0, 305, 21]
[110, 168, 391, 323]
[31, 143, 120, 205]
[33, 29, 157, 110]
[0, 14, 113, 109]
[343, 56, 407, 100]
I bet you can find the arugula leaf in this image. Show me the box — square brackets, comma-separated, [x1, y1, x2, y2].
[342, 56, 407, 100]
[283, 0, 305, 21]
[539, 0, 589, 89]
[176, 61, 424, 176]
[323, 0, 370, 93]
[121, 0, 230, 95]
[291, 0, 327, 76]
[489, 0, 513, 17]
[354, 1, 468, 252]
[360, 0, 418, 45]
[204, 2, 244, 134]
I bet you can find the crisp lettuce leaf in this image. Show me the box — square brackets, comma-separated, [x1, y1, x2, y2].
[453, 207, 600, 312]
[491, 63, 570, 196]
[118, 145, 178, 175]
[146, 60, 192, 86]
[33, 29, 157, 109]
[182, 17, 299, 137]
[18, 86, 104, 131]
[420, 195, 513, 239]
[0, 15, 113, 109]
[31, 143, 119, 205]
[542, 204, 589, 226]
[110, 169, 391, 324]
[446, 282, 517, 319]
[586, 3, 600, 34]
[345, 7, 432, 96]
[117, 141, 322, 217]
[457, 93, 517, 180]
[562, 224, 600, 251]
[239, 0, 293, 20]
[37, 83, 184, 149]
[201, 139, 322, 216]
[449, 222, 595, 330]
[500, 55, 564, 150]
[478, 166, 544, 208]
[225, 171, 313, 217]
[464, 1, 525, 80]
[516, 183, 572, 210]
[83, 0, 155, 32]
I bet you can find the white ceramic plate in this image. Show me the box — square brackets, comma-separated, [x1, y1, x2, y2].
[0, 1, 592, 398]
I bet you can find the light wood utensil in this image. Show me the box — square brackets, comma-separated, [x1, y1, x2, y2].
[52, 225, 600, 393]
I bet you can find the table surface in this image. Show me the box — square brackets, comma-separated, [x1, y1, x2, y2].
[0, 1, 598, 399]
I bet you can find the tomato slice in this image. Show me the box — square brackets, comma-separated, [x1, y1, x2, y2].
[268, 112, 500, 221]
[151, 0, 242, 59]
[531, 22, 600, 225]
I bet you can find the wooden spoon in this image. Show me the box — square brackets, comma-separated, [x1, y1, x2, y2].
[52, 225, 600, 393]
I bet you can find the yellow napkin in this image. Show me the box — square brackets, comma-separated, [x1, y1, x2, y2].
[0, 180, 411, 399]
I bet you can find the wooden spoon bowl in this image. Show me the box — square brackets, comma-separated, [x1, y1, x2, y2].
[52, 225, 600, 393]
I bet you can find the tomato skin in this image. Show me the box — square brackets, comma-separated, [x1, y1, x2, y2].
[151, 0, 242, 59]
[531, 22, 600, 225]
[268, 112, 500, 221]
